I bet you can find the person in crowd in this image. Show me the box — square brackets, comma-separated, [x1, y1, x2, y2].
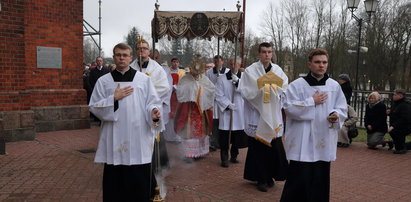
[175, 55, 215, 163]
[130, 40, 171, 200]
[205, 63, 214, 71]
[109, 64, 116, 72]
[388, 89, 411, 154]
[215, 57, 248, 168]
[164, 57, 185, 142]
[89, 56, 110, 123]
[337, 74, 353, 105]
[205, 55, 229, 152]
[89, 56, 109, 91]
[239, 42, 289, 192]
[337, 105, 358, 148]
[364, 92, 392, 150]
[281, 48, 347, 202]
[130, 40, 170, 102]
[90, 62, 97, 69]
[130, 39, 171, 166]
[89, 43, 162, 201]
[83, 65, 92, 104]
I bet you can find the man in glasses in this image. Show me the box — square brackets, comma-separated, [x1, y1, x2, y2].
[130, 39, 171, 200]
[130, 40, 170, 104]
[89, 43, 162, 201]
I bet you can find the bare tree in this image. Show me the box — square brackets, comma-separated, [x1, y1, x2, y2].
[282, 0, 310, 78]
[83, 37, 101, 64]
[312, 0, 327, 48]
[260, 2, 287, 68]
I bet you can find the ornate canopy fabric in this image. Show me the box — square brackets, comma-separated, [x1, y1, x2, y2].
[152, 11, 243, 42]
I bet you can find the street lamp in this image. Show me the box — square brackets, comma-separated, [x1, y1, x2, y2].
[347, 0, 379, 91]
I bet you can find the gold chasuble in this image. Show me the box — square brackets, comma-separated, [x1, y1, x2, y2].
[239, 61, 289, 146]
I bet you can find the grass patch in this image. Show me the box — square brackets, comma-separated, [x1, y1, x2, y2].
[352, 128, 411, 142]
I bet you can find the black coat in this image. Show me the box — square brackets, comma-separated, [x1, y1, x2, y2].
[389, 98, 411, 135]
[340, 81, 352, 105]
[89, 66, 110, 91]
[364, 101, 388, 134]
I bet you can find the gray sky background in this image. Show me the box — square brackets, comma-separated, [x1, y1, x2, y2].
[84, 0, 277, 55]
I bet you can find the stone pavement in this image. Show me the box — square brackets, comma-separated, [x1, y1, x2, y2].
[1, 126, 411, 202]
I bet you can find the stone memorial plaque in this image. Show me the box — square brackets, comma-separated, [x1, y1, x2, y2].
[37, 46, 62, 69]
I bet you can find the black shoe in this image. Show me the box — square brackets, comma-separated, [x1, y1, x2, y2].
[387, 142, 394, 150]
[221, 161, 229, 168]
[184, 157, 194, 163]
[393, 150, 407, 154]
[368, 147, 378, 150]
[267, 179, 275, 188]
[256, 182, 268, 192]
[209, 146, 217, 152]
[230, 157, 239, 163]
[337, 142, 343, 147]
[341, 143, 350, 148]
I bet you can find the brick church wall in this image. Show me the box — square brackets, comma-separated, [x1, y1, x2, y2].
[0, 0, 89, 141]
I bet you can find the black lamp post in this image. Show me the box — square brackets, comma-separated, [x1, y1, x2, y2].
[347, 0, 379, 91]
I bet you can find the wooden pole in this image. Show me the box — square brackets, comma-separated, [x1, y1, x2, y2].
[240, 0, 246, 68]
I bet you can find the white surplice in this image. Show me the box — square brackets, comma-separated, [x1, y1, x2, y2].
[177, 73, 215, 111]
[283, 78, 348, 162]
[205, 67, 229, 119]
[215, 73, 245, 131]
[161, 65, 173, 125]
[130, 58, 171, 131]
[89, 72, 162, 165]
[238, 61, 288, 144]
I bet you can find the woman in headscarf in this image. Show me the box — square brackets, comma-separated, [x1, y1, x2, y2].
[364, 92, 393, 149]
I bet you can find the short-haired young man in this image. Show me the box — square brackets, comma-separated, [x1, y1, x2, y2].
[239, 42, 289, 192]
[281, 48, 347, 202]
[89, 43, 162, 201]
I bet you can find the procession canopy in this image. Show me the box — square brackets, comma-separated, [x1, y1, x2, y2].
[152, 11, 243, 42]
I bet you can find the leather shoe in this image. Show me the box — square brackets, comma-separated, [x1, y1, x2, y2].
[256, 182, 267, 192]
[230, 158, 239, 163]
[267, 179, 275, 188]
[387, 141, 394, 150]
[393, 149, 407, 154]
[221, 161, 229, 168]
[184, 157, 194, 163]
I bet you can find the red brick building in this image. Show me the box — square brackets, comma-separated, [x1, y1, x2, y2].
[0, 0, 89, 142]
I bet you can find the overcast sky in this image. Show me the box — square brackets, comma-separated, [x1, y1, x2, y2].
[83, 0, 277, 55]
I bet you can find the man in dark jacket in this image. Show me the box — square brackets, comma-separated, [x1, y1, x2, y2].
[338, 74, 353, 105]
[388, 89, 411, 154]
[88, 56, 109, 123]
[89, 56, 110, 91]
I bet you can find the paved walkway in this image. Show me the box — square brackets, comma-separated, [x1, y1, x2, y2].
[1, 126, 411, 202]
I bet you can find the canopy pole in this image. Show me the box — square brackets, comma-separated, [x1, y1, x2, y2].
[240, 0, 246, 68]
